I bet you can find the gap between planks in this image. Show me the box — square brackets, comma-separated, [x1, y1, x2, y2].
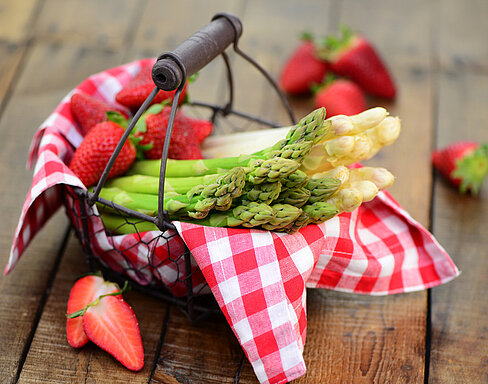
[12, 225, 72, 384]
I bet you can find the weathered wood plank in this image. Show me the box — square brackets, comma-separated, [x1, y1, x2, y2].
[151, 309, 250, 384]
[299, 290, 426, 383]
[437, 0, 488, 73]
[125, 0, 244, 122]
[219, 0, 333, 134]
[33, 0, 139, 50]
[429, 70, 488, 383]
[0, 49, 75, 384]
[289, 0, 434, 382]
[0, 0, 39, 42]
[4, 41, 129, 383]
[18, 233, 169, 383]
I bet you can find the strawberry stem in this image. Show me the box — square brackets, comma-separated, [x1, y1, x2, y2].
[66, 280, 131, 319]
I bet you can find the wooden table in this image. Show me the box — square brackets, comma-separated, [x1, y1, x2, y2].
[1, 0, 487, 382]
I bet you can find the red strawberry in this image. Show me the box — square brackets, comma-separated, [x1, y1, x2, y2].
[135, 106, 202, 160]
[70, 93, 129, 136]
[279, 36, 329, 95]
[317, 26, 396, 99]
[432, 141, 488, 195]
[186, 116, 213, 144]
[313, 78, 367, 117]
[66, 274, 119, 348]
[82, 295, 144, 371]
[116, 63, 188, 111]
[69, 121, 136, 187]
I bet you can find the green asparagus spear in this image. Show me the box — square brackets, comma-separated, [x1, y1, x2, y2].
[241, 181, 282, 204]
[127, 108, 327, 178]
[286, 202, 339, 233]
[261, 204, 302, 231]
[305, 177, 342, 203]
[274, 187, 311, 208]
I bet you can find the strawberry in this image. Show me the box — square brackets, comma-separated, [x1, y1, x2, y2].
[134, 105, 202, 160]
[66, 277, 144, 371]
[69, 121, 136, 187]
[66, 274, 119, 348]
[279, 34, 329, 95]
[317, 26, 396, 99]
[432, 141, 488, 195]
[70, 93, 129, 136]
[185, 116, 213, 144]
[82, 295, 144, 371]
[313, 78, 367, 117]
[116, 63, 188, 111]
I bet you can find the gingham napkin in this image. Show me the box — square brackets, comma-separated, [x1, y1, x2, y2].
[6, 59, 459, 384]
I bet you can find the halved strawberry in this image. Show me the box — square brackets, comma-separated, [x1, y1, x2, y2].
[66, 274, 119, 348]
[82, 295, 144, 371]
[432, 141, 488, 195]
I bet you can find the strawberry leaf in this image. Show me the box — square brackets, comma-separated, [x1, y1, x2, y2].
[134, 118, 147, 133]
[106, 111, 128, 128]
[452, 144, 488, 195]
[188, 73, 199, 84]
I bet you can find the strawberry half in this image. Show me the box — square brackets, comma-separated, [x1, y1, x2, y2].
[70, 93, 130, 136]
[432, 141, 488, 195]
[115, 63, 188, 112]
[66, 274, 119, 348]
[279, 34, 329, 95]
[317, 26, 396, 99]
[82, 295, 144, 371]
[69, 120, 136, 187]
[313, 78, 367, 117]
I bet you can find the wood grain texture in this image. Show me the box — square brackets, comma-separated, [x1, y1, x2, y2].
[2, 0, 487, 383]
[0, 0, 39, 42]
[151, 309, 253, 384]
[429, 71, 488, 383]
[429, 2, 488, 382]
[34, 0, 139, 50]
[296, 290, 426, 383]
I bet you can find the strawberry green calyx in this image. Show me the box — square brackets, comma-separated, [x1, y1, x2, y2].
[452, 144, 488, 195]
[316, 25, 357, 61]
[66, 280, 130, 319]
[300, 31, 314, 42]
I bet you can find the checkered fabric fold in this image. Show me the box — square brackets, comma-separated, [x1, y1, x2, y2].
[6, 59, 459, 384]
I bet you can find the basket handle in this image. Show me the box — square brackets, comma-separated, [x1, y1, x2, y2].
[152, 12, 242, 91]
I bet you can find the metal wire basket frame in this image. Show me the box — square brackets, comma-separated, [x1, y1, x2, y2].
[67, 12, 296, 322]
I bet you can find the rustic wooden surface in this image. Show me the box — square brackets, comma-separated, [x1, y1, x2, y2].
[0, 0, 486, 383]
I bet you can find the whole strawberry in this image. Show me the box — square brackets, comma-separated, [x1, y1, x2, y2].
[432, 141, 488, 195]
[70, 93, 129, 136]
[279, 34, 329, 95]
[313, 78, 367, 117]
[116, 63, 188, 111]
[134, 106, 202, 160]
[185, 115, 213, 144]
[317, 26, 396, 99]
[69, 121, 136, 187]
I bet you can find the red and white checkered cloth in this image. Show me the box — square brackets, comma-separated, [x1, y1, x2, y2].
[6, 59, 459, 384]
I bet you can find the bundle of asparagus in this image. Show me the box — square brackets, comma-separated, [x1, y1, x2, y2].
[97, 107, 399, 235]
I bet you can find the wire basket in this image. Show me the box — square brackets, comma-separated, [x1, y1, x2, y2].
[65, 12, 296, 322]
